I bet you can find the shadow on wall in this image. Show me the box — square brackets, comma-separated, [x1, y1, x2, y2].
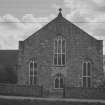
[0, 65, 17, 84]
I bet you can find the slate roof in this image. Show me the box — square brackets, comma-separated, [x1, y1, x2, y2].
[0, 50, 18, 66]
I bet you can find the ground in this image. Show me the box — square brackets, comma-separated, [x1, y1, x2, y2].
[0, 95, 105, 105]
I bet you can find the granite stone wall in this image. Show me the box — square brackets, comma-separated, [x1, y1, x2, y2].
[64, 87, 105, 99]
[0, 84, 42, 97]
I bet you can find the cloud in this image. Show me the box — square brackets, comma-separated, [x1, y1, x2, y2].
[0, 14, 54, 49]
[0, 14, 24, 30]
[52, 4, 61, 10]
[64, 0, 105, 54]
[93, 0, 105, 5]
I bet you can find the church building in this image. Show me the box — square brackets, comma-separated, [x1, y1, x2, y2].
[17, 9, 104, 91]
[0, 9, 103, 93]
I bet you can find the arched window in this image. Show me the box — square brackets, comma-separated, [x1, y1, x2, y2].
[55, 78, 59, 88]
[29, 62, 33, 85]
[82, 61, 91, 88]
[54, 74, 64, 89]
[54, 35, 66, 66]
[29, 58, 37, 85]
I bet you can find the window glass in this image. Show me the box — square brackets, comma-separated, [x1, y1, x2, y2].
[30, 62, 33, 69]
[34, 63, 37, 68]
[62, 40, 65, 53]
[29, 59, 37, 85]
[30, 63, 33, 75]
[54, 40, 57, 53]
[83, 63, 86, 76]
[54, 54, 57, 65]
[87, 62, 91, 76]
[30, 75, 33, 85]
[58, 40, 61, 53]
[60, 78, 64, 88]
[58, 54, 61, 65]
[54, 36, 66, 66]
[62, 54, 65, 65]
[83, 77, 87, 88]
[87, 77, 91, 88]
[82, 61, 91, 88]
[34, 76, 37, 84]
[55, 78, 59, 88]
[34, 70, 37, 75]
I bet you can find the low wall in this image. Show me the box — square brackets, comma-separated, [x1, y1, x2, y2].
[64, 87, 105, 99]
[0, 84, 105, 99]
[0, 83, 42, 97]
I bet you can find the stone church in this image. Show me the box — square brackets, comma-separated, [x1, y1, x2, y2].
[0, 9, 104, 92]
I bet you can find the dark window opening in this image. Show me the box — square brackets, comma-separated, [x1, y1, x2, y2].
[34, 63, 37, 68]
[83, 77, 86, 88]
[55, 78, 59, 88]
[87, 63, 91, 76]
[62, 54, 65, 65]
[58, 54, 61, 65]
[60, 78, 64, 88]
[54, 54, 57, 65]
[62, 40, 65, 53]
[30, 63, 33, 69]
[54, 75, 64, 89]
[30, 76, 33, 85]
[83, 63, 86, 76]
[87, 77, 91, 88]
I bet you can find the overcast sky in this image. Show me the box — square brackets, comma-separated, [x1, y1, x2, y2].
[0, 0, 105, 54]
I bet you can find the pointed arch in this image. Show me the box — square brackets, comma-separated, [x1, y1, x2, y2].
[82, 60, 92, 88]
[53, 35, 66, 66]
[29, 57, 37, 85]
[54, 73, 64, 89]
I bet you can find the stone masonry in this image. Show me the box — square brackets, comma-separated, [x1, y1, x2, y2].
[17, 10, 104, 93]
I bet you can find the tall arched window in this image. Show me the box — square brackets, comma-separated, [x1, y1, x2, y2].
[82, 61, 91, 88]
[54, 74, 64, 89]
[29, 58, 37, 85]
[29, 61, 33, 85]
[54, 35, 66, 66]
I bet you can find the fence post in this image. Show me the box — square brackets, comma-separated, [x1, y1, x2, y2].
[41, 85, 43, 97]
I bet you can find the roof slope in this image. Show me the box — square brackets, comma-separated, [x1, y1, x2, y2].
[24, 10, 98, 42]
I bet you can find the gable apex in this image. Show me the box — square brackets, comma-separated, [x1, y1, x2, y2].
[58, 8, 63, 17]
[24, 10, 99, 42]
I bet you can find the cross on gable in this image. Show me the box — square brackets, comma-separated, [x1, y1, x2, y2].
[59, 8, 62, 12]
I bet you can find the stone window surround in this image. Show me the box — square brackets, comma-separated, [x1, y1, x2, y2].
[82, 60, 92, 88]
[29, 58, 37, 85]
[54, 73, 64, 89]
[53, 35, 66, 66]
